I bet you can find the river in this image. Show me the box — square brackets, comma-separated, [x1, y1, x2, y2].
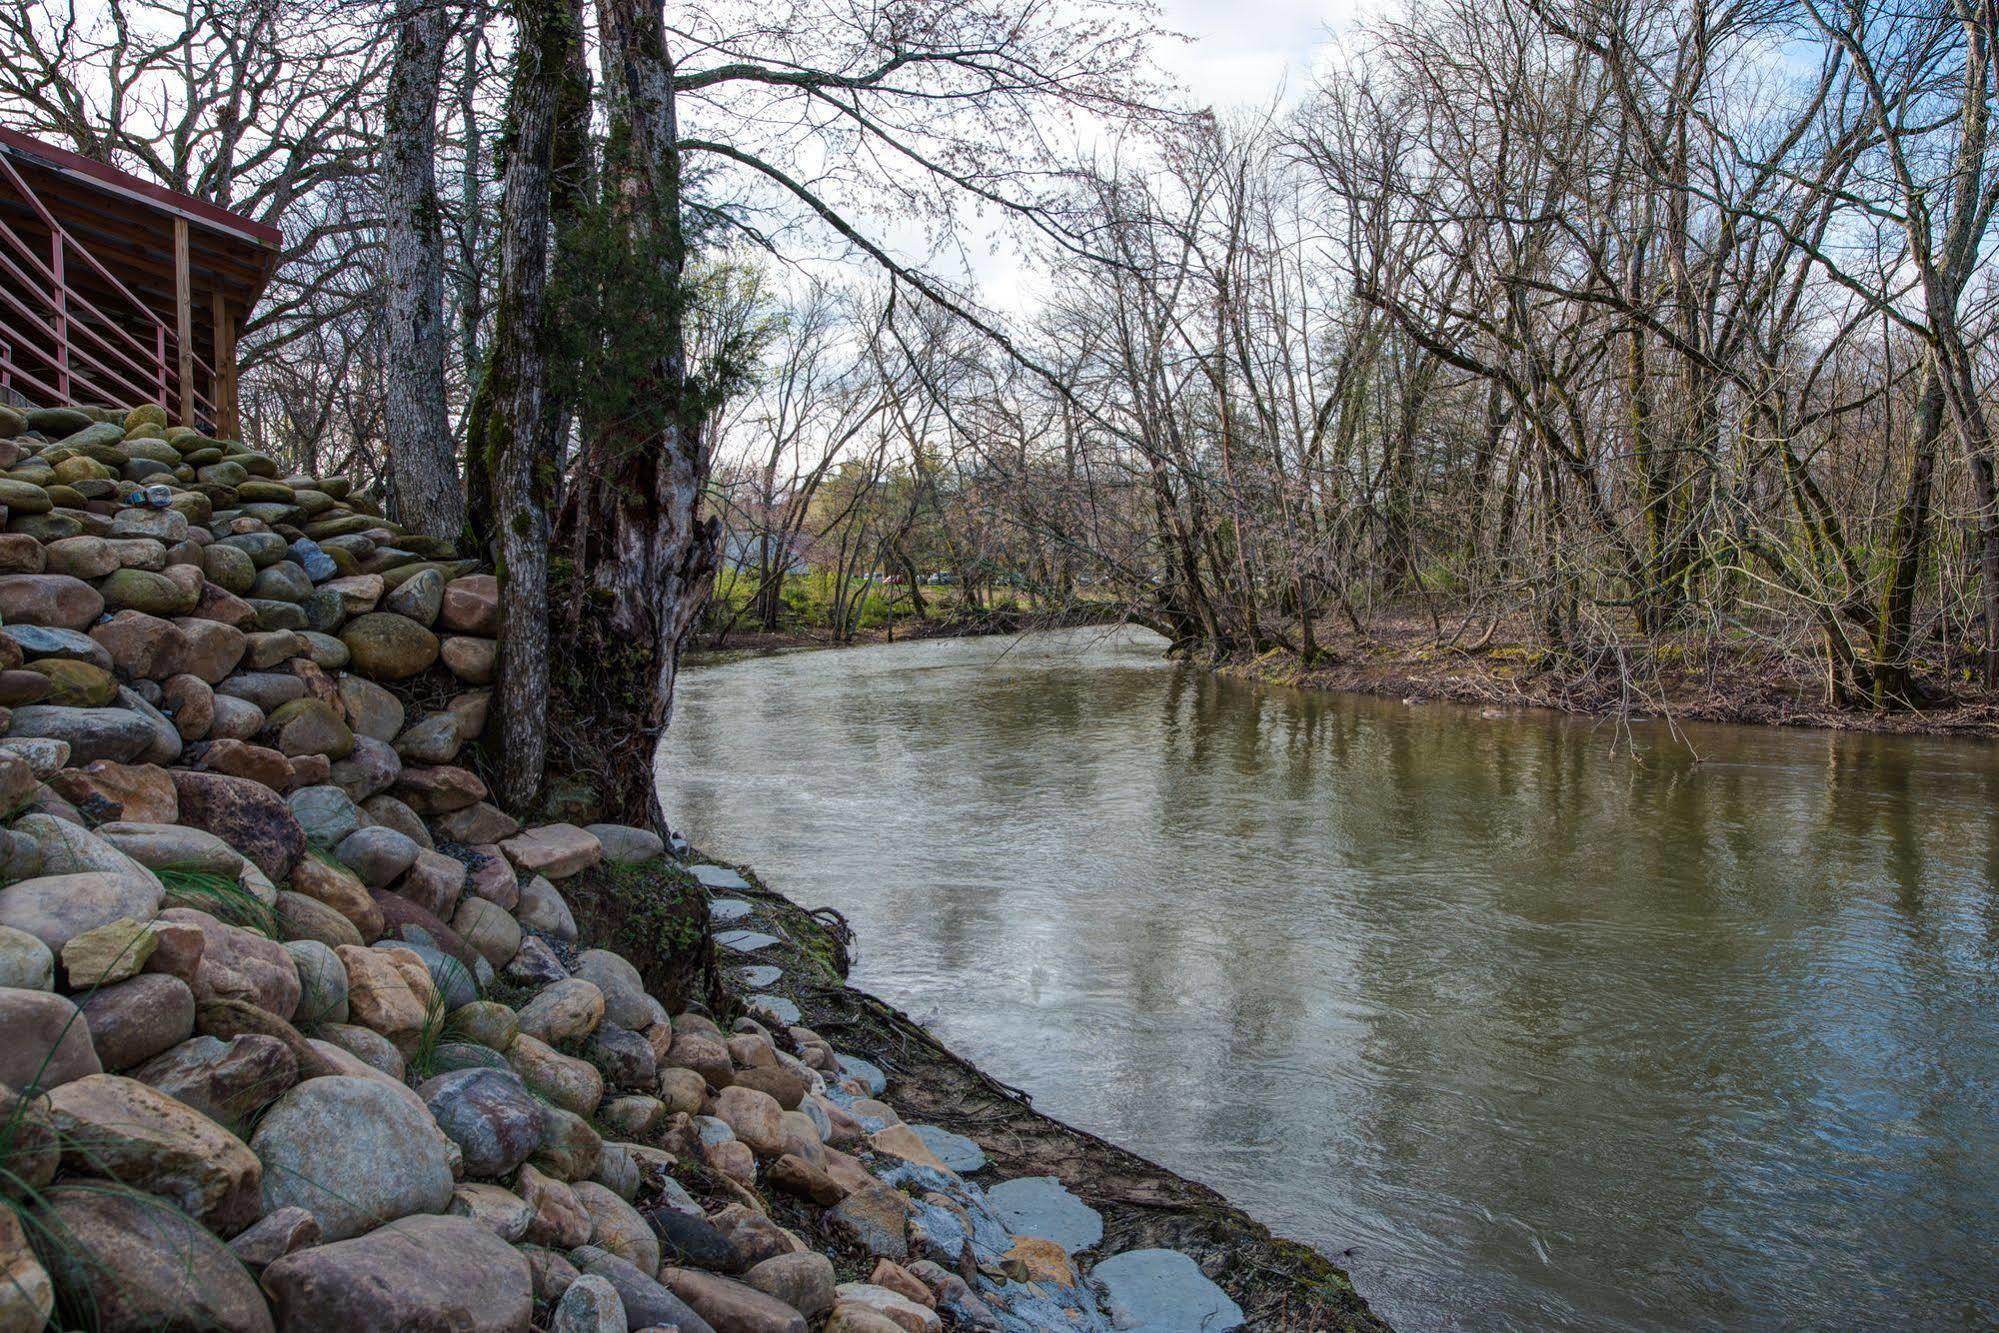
[656, 626, 1999, 1331]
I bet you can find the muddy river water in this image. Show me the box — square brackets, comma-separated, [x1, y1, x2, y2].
[659, 627, 1999, 1330]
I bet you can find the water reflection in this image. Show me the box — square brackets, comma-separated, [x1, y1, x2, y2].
[659, 628, 1999, 1331]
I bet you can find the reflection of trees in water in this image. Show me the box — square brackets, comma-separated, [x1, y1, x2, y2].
[667, 639, 1999, 1329]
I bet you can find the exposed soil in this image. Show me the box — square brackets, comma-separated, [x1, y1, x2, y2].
[1220, 610, 1999, 740]
[700, 859, 1392, 1333]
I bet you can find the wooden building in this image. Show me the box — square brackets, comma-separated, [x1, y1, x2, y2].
[0, 127, 282, 438]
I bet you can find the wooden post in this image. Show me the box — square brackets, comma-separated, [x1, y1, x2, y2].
[173, 216, 193, 425]
[207, 291, 230, 437]
[50, 233, 68, 402]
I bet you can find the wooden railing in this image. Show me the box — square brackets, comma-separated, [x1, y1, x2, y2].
[0, 150, 217, 425]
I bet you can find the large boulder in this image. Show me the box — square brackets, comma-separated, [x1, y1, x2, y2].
[333, 824, 418, 888]
[335, 943, 429, 1052]
[260, 1214, 532, 1332]
[130, 1033, 299, 1127]
[574, 1179, 660, 1274]
[266, 698, 354, 761]
[0, 573, 103, 629]
[159, 906, 301, 1020]
[664, 1269, 810, 1333]
[37, 1186, 274, 1333]
[45, 1074, 263, 1233]
[451, 895, 521, 967]
[289, 855, 382, 940]
[336, 673, 404, 740]
[499, 823, 602, 879]
[0, 870, 160, 954]
[90, 610, 191, 680]
[516, 977, 605, 1045]
[77, 973, 194, 1071]
[420, 1067, 545, 1178]
[6, 705, 156, 763]
[249, 1075, 455, 1240]
[287, 783, 361, 845]
[572, 948, 654, 1031]
[439, 574, 499, 635]
[0, 924, 53, 990]
[171, 769, 307, 879]
[0, 986, 100, 1090]
[339, 612, 440, 680]
[45, 758, 178, 824]
[507, 1032, 604, 1118]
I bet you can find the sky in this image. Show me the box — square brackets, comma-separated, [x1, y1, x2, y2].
[1152, 0, 1360, 113]
[949, 0, 1367, 315]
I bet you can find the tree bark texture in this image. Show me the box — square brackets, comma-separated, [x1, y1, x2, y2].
[381, 0, 465, 540]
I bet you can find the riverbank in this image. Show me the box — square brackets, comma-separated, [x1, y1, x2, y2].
[694, 605, 1120, 658]
[1216, 608, 1999, 740]
[706, 605, 1999, 740]
[695, 856, 1390, 1331]
[1218, 625, 1999, 739]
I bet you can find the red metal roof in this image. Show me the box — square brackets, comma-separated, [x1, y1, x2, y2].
[0, 126, 282, 251]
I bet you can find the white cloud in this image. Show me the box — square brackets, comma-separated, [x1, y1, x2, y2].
[1154, 0, 1365, 112]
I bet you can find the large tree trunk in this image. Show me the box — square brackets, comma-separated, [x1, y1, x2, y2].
[381, 0, 464, 540]
[1872, 363, 1947, 708]
[541, 0, 717, 830]
[469, 0, 581, 811]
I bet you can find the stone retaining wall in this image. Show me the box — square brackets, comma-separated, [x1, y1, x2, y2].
[0, 399, 1280, 1333]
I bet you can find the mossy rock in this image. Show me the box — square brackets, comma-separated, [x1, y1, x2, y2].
[7, 513, 82, 542]
[339, 612, 439, 680]
[99, 567, 197, 616]
[42, 485, 86, 510]
[236, 480, 295, 504]
[0, 479, 52, 514]
[200, 542, 258, 595]
[182, 448, 224, 467]
[52, 422, 125, 453]
[24, 658, 118, 707]
[25, 407, 91, 435]
[52, 456, 112, 485]
[124, 403, 169, 430]
[380, 560, 478, 590]
[122, 438, 182, 466]
[302, 514, 378, 541]
[196, 461, 250, 488]
[168, 493, 213, 525]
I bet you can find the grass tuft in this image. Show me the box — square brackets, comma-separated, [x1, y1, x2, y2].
[155, 863, 276, 937]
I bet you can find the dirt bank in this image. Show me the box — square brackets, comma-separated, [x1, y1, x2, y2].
[1213, 611, 1999, 740]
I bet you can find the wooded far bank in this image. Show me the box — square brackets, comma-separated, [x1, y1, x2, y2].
[9, 0, 1999, 825]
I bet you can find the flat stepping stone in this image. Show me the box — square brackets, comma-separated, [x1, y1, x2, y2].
[746, 993, 800, 1025]
[835, 1053, 887, 1096]
[912, 1124, 985, 1174]
[714, 929, 779, 954]
[709, 898, 752, 923]
[987, 1175, 1103, 1254]
[1089, 1249, 1244, 1331]
[688, 864, 750, 890]
[738, 964, 782, 989]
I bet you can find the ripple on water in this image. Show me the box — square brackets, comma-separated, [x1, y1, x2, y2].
[663, 627, 1999, 1331]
